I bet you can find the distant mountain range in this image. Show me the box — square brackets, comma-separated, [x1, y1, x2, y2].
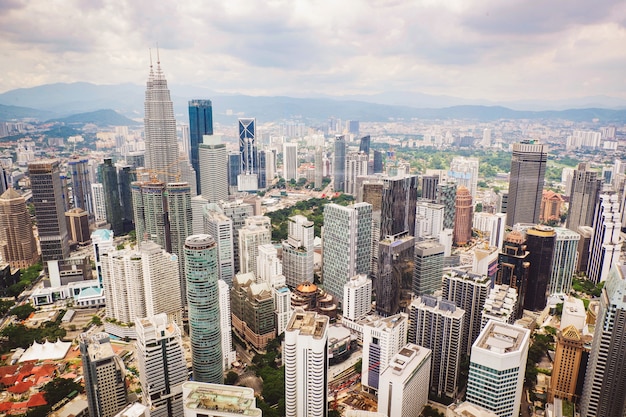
[48, 109, 140, 127]
[1, 82, 626, 125]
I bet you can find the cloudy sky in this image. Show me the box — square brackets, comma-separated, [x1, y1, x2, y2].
[1, 0, 625, 102]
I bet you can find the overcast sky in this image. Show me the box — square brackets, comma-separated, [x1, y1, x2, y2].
[1, 0, 625, 101]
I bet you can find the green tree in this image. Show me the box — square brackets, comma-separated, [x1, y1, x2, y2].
[225, 371, 238, 385]
[9, 303, 36, 320]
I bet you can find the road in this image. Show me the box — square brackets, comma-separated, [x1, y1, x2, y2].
[520, 387, 532, 417]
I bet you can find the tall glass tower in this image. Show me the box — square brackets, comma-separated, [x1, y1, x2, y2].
[185, 234, 223, 384]
[238, 118, 257, 175]
[333, 135, 346, 192]
[188, 100, 213, 195]
[506, 140, 547, 227]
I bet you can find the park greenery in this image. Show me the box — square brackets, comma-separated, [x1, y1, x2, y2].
[525, 332, 555, 389]
[572, 277, 604, 297]
[266, 194, 355, 241]
[0, 310, 67, 353]
[248, 336, 285, 417]
[0, 299, 16, 316]
[8, 303, 36, 320]
[8, 263, 43, 299]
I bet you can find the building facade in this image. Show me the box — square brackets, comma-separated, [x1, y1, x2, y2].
[188, 99, 213, 195]
[567, 163, 602, 232]
[198, 135, 228, 203]
[0, 188, 38, 269]
[587, 192, 622, 284]
[412, 240, 445, 296]
[453, 186, 473, 246]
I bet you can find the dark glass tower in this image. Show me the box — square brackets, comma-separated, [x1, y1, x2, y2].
[188, 100, 213, 195]
[380, 175, 418, 238]
[101, 159, 123, 235]
[567, 162, 602, 233]
[228, 152, 241, 189]
[525, 225, 556, 311]
[496, 230, 530, 319]
[506, 141, 547, 227]
[373, 150, 383, 174]
[117, 164, 136, 232]
[359, 135, 371, 155]
[375, 232, 415, 316]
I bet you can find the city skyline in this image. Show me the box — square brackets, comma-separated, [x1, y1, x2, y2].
[0, 1, 625, 104]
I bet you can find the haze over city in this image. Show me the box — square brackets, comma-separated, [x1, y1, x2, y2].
[1, 0, 626, 105]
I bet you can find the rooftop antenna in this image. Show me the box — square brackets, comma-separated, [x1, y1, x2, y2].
[149, 48, 153, 68]
[156, 42, 160, 65]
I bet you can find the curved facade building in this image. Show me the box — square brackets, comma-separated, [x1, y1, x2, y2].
[185, 234, 223, 384]
[453, 186, 473, 246]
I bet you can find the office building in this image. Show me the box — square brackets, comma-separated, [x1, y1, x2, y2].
[565, 164, 600, 232]
[282, 214, 315, 287]
[449, 157, 479, 199]
[343, 274, 372, 321]
[80, 332, 128, 417]
[221, 200, 254, 270]
[549, 325, 585, 403]
[333, 134, 346, 192]
[466, 321, 530, 417]
[549, 227, 580, 295]
[506, 141, 547, 227]
[218, 280, 237, 369]
[442, 269, 491, 356]
[227, 152, 241, 192]
[231, 273, 276, 351]
[409, 295, 465, 398]
[587, 191, 622, 283]
[91, 183, 107, 223]
[256, 244, 282, 287]
[198, 135, 228, 203]
[144, 60, 180, 183]
[322, 202, 372, 303]
[415, 201, 445, 239]
[362, 313, 408, 393]
[345, 152, 369, 196]
[284, 310, 329, 417]
[203, 208, 235, 286]
[453, 186, 473, 246]
[283, 143, 298, 181]
[377, 344, 431, 417]
[188, 99, 213, 195]
[117, 164, 136, 230]
[92, 228, 114, 288]
[577, 226, 593, 273]
[540, 190, 564, 223]
[238, 220, 271, 276]
[184, 234, 223, 383]
[481, 284, 518, 329]
[496, 230, 530, 318]
[181, 382, 261, 417]
[581, 263, 626, 416]
[412, 240, 444, 296]
[237, 118, 258, 191]
[473, 212, 506, 249]
[257, 148, 275, 190]
[135, 314, 186, 417]
[421, 175, 439, 201]
[481, 128, 492, 147]
[525, 225, 556, 311]
[68, 156, 93, 215]
[314, 147, 324, 189]
[437, 181, 457, 229]
[373, 150, 383, 174]
[380, 175, 418, 238]
[101, 158, 124, 234]
[0, 188, 38, 269]
[376, 233, 415, 316]
[359, 135, 371, 155]
[28, 159, 70, 264]
[65, 208, 91, 245]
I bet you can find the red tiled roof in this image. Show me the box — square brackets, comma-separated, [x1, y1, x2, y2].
[7, 380, 33, 394]
[0, 402, 12, 412]
[27, 393, 47, 408]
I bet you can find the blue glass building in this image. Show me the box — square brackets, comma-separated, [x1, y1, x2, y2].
[188, 100, 213, 195]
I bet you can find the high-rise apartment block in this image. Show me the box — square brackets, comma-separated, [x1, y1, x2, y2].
[198, 135, 228, 203]
[415, 201, 445, 240]
[587, 191, 622, 284]
[80, 332, 128, 417]
[322, 202, 372, 303]
[567, 163, 602, 232]
[0, 188, 38, 269]
[238, 219, 271, 276]
[362, 313, 409, 393]
[409, 295, 465, 398]
[184, 235, 223, 384]
[466, 321, 530, 417]
[377, 343, 432, 417]
[481, 284, 518, 329]
[218, 279, 237, 369]
[333, 134, 346, 192]
[412, 240, 444, 296]
[188, 99, 213, 195]
[28, 159, 70, 264]
[343, 274, 372, 321]
[283, 143, 298, 181]
[203, 207, 235, 286]
[91, 183, 107, 223]
[135, 314, 187, 417]
[345, 152, 369, 196]
[282, 214, 314, 287]
[506, 141, 547, 227]
[442, 269, 491, 356]
[284, 310, 329, 417]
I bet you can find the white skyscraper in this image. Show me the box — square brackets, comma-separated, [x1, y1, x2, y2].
[345, 152, 369, 196]
[472, 212, 506, 249]
[549, 227, 580, 295]
[449, 157, 479, 199]
[481, 128, 492, 148]
[238, 221, 272, 276]
[257, 244, 283, 286]
[362, 313, 408, 394]
[91, 228, 114, 287]
[135, 314, 187, 417]
[282, 214, 315, 287]
[377, 343, 432, 417]
[409, 295, 465, 398]
[343, 274, 372, 321]
[322, 202, 372, 303]
[199, 135, 228, 203]
[284, 310, 329, 417]
[415, 201, 445, 240]
[204, 207, 235, 286]
[587, 191, 622, 284]
[91, 183, 107, 223]
[466, 320, 530, 417]
[274, 284, 292, 335]
[283, 143, 298, 181]
[190, 195, 208, 235]
[218, 280, 236, 369]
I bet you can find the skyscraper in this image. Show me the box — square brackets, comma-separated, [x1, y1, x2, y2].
[437, 181, 457, 230]
[68, 156, 93, 215]
[91, 183, 107, 223]
[237, 118, 258, 191]
[412, 240, 444, 296]
[580, 263, 626, 417]
[322, 202, 372, 303]
[135, 314, 187, 417]
[314, 147, 324, 189]
[359, 135, 371, 155]
[227, 152, 241, 192]
[587, 191, 622, 284]
[0, 188, 38, 269]
[144, 59, 180, 183]
[80, 332, 128, 417]
[284, 310, 329, 417]
[203, 208, 235, 286]
[343, 274, 372, 321]
[238, 220, 271, 276]
[198, 135, 228, 203]
[525, 225, 556, 311]
[333, 134, 346, 192]
[549, 227, 580, 295]
[218, 280, 237, 369]
[549, 325, 585, 403]
[28, 159, 70, 264]
[380, 175, 418, 238]
[377, 343, 432, 417]
[453, 186, 473, 246]
[184, 234, 223, 383]
[506, 141, 547, 227]
[282, 214, 315, 287]
[421, 175, 439, 201]
[496, 230, 530, 318]
[466, 321, 530, 417]
[449, 157, 479, 199]
[409, 295, 465, 398]
[188, 99, 213, 195]
[283, 143, 298, 181]
[101, 158, 124, 235]
[376, 233, 415, 316]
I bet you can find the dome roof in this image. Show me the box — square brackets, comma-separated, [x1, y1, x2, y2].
[505, 230, 525, 244]
[296, 281, 317, 293]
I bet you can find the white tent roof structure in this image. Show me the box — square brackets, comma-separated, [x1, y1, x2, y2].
[18, 339, 72, 363]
